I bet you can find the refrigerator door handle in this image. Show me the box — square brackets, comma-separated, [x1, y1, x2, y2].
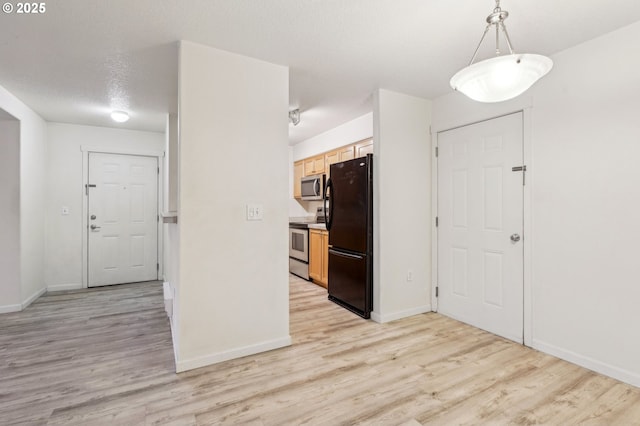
[329, 248, 364, 260]
[325, 178, 334, 231]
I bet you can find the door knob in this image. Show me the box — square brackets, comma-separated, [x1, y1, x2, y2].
[510, 233, 521, 243]
[90, 224, 101, 231]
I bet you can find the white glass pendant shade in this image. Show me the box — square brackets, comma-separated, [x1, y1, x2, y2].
[450, 53, 553, 103]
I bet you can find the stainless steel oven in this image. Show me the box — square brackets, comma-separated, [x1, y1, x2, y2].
[289, 225, 309, 280]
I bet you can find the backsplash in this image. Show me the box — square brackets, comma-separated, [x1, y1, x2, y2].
[289, 199, 323, 219]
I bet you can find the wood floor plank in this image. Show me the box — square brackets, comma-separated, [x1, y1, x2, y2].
[0, 276, 638, 425]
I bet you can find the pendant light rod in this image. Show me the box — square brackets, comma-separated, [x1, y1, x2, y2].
[500, 22, 515, 55]
[467, 0, 515, 66]
[468, 25, 491, 65]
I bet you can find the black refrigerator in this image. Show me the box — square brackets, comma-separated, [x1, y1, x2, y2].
[324, 154, 373, 318]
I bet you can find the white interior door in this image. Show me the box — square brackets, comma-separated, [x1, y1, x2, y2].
[437, 112, 524, 343]
[88, 153, 158, 287]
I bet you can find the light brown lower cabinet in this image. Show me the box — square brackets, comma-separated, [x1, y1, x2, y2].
[309, 229, 328, 288]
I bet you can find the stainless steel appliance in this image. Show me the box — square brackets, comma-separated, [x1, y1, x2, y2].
[324, 154, 373, 318]
[300, 174, 325, 201]
[289, 208, 327, 280]
[289, 225, 309, 280]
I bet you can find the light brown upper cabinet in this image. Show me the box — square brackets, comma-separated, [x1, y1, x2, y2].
[304, 155, 325, 176]
[293, 138, 373, 198]
[354, 138, 373, 158]
[325, 145, 355, 178]
[293, 160, 304, 199]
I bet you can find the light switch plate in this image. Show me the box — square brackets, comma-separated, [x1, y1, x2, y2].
[246, 204, 263, 221]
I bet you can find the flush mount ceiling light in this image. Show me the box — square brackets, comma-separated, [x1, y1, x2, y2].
[110, 110, 129, 123]
[289, 109, 300, 126]
[450, 0, 553, 103]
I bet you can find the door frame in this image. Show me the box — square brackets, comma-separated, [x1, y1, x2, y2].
[81, 146, 165, 289]
[431, 107, 534, 347]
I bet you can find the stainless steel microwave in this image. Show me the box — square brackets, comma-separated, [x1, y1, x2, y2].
[301, 174, 325, 201]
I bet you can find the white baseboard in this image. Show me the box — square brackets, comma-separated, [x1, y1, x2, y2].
[0, 287, 47, 314]
[47, 283, 82, 292]
[22, 287, 46, 310]
[532, 339, 640, 388]
[0, 303, 22, 314]
[169, 313, 179, 372]
[163, 281, 173, 318]
[175, 335, 292, 373]
[371, 304, 432, 324]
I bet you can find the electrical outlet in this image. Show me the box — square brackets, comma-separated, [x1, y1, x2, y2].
[407, 269, 413, 282]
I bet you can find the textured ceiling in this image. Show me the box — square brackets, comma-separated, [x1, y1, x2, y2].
[1, 0, 640, 144]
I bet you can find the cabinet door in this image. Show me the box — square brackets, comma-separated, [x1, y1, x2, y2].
[339, 146, 355, 161]
[293, 161, 303, 198]
[304, 155, 325, 175]
[325, 150, 340, 179]
[355, 139, 373, 158]
[304, 158, 316, 176]
[313, 155, 325, 174]
[309, 229, 323, 282]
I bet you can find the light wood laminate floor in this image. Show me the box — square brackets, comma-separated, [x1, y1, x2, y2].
[1, 277, 638, 425]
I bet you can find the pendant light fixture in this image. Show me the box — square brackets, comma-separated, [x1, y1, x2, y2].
[450, 0, 553, 103]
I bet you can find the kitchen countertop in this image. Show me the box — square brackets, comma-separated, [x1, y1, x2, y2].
[289, 219, 327, 230]
[307, 223, 327, 230]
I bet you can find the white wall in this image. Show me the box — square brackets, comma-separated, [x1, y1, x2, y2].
[0, 118, 21, 312]
[20, 108, 48, 307]
[176, 41, 290, 371]
[45, 123, 165, 291]
[289, 113, 373, 217]
[432, 21, 640, 387]
[373, 89, 432, 323]
[163, 113, 180, 354]
[164, 113, 179, 214]
[292, 112, 373, 161]
[0, 84, 47, 312]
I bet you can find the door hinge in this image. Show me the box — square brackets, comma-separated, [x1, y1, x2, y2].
[435, 146, 439, 157]
[435, 216, 439, 227]
[157, 214, 159, 222]
[435, 286, 439, 298]
[512, 165, 527, 185]
[157, 263, 159, 271]
[157, 166, 160, 174]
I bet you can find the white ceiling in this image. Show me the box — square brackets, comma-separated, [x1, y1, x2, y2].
[2, 0, 640, 144]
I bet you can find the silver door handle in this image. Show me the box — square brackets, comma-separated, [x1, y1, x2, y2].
[510, 233, 521, 242]
[90, 224, 101, 231]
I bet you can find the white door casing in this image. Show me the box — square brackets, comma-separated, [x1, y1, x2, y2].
[88, 153, 158, 287]
[437, 112, 524, 343]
